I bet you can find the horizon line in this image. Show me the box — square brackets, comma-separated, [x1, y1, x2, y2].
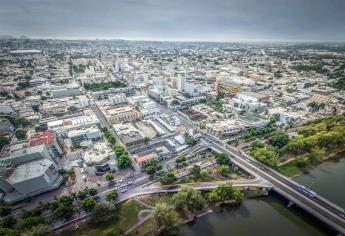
[2, 35, 345, 44]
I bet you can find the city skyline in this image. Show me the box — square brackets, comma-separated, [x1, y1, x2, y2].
[1, 0, 345, 42]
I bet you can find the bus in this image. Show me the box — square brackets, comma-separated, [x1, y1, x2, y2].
[299, 185, 317, 198]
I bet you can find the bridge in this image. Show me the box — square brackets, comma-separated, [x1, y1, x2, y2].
[201, 133, 345, 234]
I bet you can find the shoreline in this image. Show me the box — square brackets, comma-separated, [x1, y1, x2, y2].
[180, 189, 267, 226]
[279, 149, 345, 178]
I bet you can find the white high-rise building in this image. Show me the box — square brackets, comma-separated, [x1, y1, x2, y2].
[177, 73, 186, 91]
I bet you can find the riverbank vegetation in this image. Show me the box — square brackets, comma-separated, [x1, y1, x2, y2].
[134, 185, 244, 235]
[249, 114, 345, 176]
[66, 199, 143, 236]
[67, 184, 245, 236]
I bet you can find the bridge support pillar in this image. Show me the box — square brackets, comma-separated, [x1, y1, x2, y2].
[287, 200, 295, 208]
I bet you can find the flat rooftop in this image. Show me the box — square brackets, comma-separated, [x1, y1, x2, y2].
[7, 159, 53, 184]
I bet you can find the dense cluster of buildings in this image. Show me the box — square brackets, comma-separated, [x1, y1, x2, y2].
[0, 39, 344, 203]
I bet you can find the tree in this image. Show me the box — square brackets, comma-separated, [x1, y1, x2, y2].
[217, 165, 231, 177]
[81, 197, 97, 212]
[22, 224, 49, 236]
[107, 136, 116, 145]
[15, 216, 45, 231]
[106, 190, 118, 202]
[298, 126, 317, 137]
[207, 183, 244, 203]
[143, 137, 150, 143]
[88, 188, 98, 196]
[100, 127, 108, 133]
[13, 117, 31, 128]
[15, 129, 27, 140]
[117, 154, 132, 169]
[58, 195, 74, 206]
[175, 156, 187, 168]
[270, 131, 289, 148]
[92, 203, 118, 219]
[67, 106, 78, 112]
[1, 215, 17, 228]
[172, 188, 204, 212]
[0, 205, 11, 217]
[190, 165, 202, 181]
[144, 160, 162, 175]
[54, 205, 74, 219]
[113, 145, 125, 157]
[0, 228, 15, 236]
[77, 187, 98, 199]
[282, 136, 305, 155]
[250, 144, 278, 167]
[22, 208, 42, 218]
[160, 170, 177, 185]
[308, 147, 325, 165]
[214, 153, 231, 166]
[308, 102, 325, 112]
[105, 172, 114, 182]
[153, 202, 181, 233]
[0, 91, 9, 97]
[184, 132, 197, 146]
[0, 137, 9, 151]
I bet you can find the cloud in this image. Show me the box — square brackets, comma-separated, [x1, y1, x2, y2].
[0, 0, 344, 41]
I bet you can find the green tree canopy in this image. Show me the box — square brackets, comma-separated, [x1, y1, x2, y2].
[270, 130, 289, 148]
[160, 170, 177, 185]
[153, 202, 181, 233]
[106, 190, 118, 202]
[80, 197, 97, 212]
[172, 188, 204, 212]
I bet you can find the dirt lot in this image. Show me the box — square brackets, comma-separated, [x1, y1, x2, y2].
[135, 121, 158, 139]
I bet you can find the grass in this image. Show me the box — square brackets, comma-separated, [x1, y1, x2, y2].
[66, 200, 146, 236]
[138, 193, 174, 206]
[277, 160, 303, 177]
[127, 217, 156, 236]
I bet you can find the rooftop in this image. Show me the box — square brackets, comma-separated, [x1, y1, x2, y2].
[7, 159, 54, 184]
[29, 131, 55, 146]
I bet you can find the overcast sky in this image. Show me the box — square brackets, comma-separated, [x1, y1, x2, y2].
[1, 0, 345, 41]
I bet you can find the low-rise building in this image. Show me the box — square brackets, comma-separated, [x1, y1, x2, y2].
[102, 105, 143, 124]
[50, 83, 81, 98]
[135, 153, 157, 167]
[67, 126, 102, 146]
[47, 110, 99, 135]
[206, 119, 249, 138]
[113, 123, 145, 146]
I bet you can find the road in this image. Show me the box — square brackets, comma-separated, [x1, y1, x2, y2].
[51, 177, 269, 233]
[201, 133, 345, 234]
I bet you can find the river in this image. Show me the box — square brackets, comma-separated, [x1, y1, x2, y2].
[179, 157, 345, 236]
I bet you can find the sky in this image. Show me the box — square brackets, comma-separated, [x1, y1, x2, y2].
[1, 0, 345, 42]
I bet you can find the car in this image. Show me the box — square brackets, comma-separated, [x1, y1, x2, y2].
[117, 179, 123, 183]
[121, 188, 128, 193]
[120, 184, 126, 188]
[127, 181, 133, 185]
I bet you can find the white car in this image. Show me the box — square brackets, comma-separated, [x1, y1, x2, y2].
[121, 188, 128, 193]
[127, 181, 133, 185]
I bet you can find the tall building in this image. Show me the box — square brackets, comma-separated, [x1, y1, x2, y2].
[177, 73, 186, 92]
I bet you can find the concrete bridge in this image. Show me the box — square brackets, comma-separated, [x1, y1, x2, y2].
[202, 133, 345, 235]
